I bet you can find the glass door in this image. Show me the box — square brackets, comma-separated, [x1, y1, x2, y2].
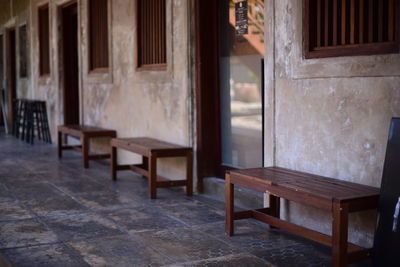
[219, 0, 265, 168]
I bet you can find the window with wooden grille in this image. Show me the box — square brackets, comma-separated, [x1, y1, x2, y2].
[38, 4, 50, 75]
[304, 0, 400, 58]
[137, 0, 167, 70]
[89, 0, 109, 71]
[19, 25, 28, 78]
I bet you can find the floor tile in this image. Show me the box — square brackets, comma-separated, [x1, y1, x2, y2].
[134, 227, 241, 263]
[0, 202, 33, 221]
[0, 185, 16, 203]
[194, 220, 302, 252]
[155, 199, 225, 226]
[51, 179, 113, 195]
[68, 235, 173, 266]
[165, 253, 273, 267]
[252, 244, 330, 267]
[34, 169, 91, 183]
[1, 243, 90, 267]
[44, 212, 123, 241]
[5, 180, 62, 201]
[104, 206, 185, 233]
[22, 193, 88, 218]
[0, 219, 58, 249]
[72, 191, 142, 211]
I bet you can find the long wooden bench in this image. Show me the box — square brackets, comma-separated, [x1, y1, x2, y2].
[111, 137, 193, 199]
[57, 125, 116, 168]
[225, 167, 380, 267]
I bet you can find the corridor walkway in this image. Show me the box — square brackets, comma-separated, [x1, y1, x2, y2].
[0, 131, 371, 267]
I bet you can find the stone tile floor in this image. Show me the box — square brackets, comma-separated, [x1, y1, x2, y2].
[0, 132, 373, 267]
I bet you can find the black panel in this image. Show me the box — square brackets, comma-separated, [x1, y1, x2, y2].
[373, 118, 400, 267]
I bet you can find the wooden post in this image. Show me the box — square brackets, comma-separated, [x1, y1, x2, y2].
[332, 201, 349, 267]
[359, 0, 364, 44]
[341, 0, 347, 44]
[225, 173, 234, 236]
[142, 156, 148, 170]
[269, 194, 281, 219]
[333, 0, 338, 45]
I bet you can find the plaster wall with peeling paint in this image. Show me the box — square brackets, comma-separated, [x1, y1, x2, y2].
[264, 0, 400, 246]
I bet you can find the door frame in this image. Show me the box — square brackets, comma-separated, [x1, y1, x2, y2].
[57, 0, 82, 126]
[6, 27, 17, 130]
[195, 0, 267, 191]
[194, 0, 222, 192]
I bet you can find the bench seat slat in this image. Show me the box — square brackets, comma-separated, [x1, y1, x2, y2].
[272, 167, 378, 193]
[230, 167, 379, 202]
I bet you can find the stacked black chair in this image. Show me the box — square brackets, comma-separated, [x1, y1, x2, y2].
[33, 101, 52, 143]
[12, 99, 52, 144]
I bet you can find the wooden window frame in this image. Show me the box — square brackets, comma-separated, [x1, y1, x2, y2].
[88, 0, 110, 73]
[303, 0, 400, 59]
[38, 4, 50, 76]
[136, 0, 167, 71]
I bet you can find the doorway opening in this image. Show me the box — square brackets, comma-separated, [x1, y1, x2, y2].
[219, 0, 265, 169]
[6, 28, 17, 130]
[195, 0, 265, 190]
[61, 2, 79, 125]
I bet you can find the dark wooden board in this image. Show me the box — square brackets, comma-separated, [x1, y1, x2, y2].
[373, 118, 400, 266]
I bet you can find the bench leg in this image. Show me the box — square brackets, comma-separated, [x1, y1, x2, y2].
[82, 135, 89, 168]
[148, 154, 157, 199]
[225, 173, 234, 236]
[332, 202, 349, 267]
[186, 150, 193, 196]
[269, 194, 280, 229]
[111, 146, 117, 180]
[57, 131, 62, 158]
[142, 156, 148, 171]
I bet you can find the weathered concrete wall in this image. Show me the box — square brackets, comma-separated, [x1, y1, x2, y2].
[30, 0, 56, 139]
[13, 0, 30, 16]
[27, 0, 192, 181]
[0, 0, 31, 114]
[0, 1, 11, 26]
[264, 0, 400, 246]
[80, 0, 191, 180]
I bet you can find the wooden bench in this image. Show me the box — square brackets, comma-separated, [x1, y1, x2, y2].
[225, 167, 380, 267]
[111, 137, 193, 199]
[57, 125, 116, 168]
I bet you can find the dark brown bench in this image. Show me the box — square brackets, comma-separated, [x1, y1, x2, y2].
[226, 167, 380, 267]
[57, 125, 116, 168]
[111, 137, 193, 199]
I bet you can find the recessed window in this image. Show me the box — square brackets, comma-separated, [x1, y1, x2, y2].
[137, 0, 167, 70]
[38, 4, 50, 75]
[89, 0, 109, 71]
[19, 25, 28, 78]
[304, 0, 399, 58]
